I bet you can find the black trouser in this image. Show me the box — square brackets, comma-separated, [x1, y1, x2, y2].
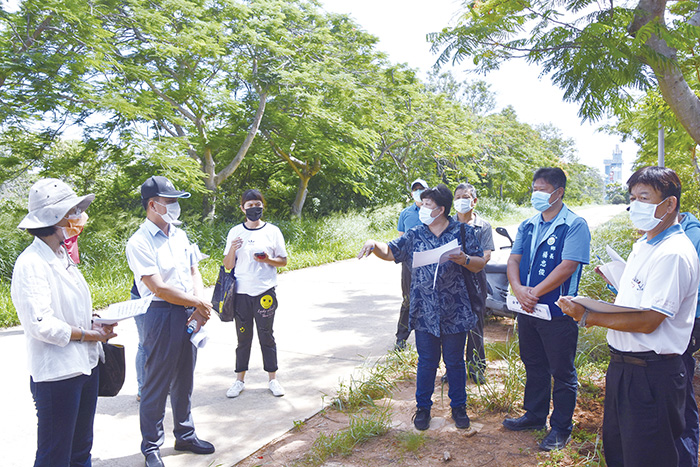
[604, 350, 686, 467]
[465, 270, 487, 377]
[235, 288, 279, 373]
[396, 262, 412, 342]
[465, 301, 485, 378]
[517, 313, 578, 433]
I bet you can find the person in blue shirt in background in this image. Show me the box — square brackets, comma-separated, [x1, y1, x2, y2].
[504, 167, 591, 452]
[677, 211, 700, 467]
[395, 178, 429, 350]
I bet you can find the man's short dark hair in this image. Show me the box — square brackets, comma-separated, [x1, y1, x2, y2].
[241, 189, 265, 206]
[533, 167, 567, 192]
[420, 184, 452, 218]
[455, 183, 477, 199]
[627, 166, 682, 213]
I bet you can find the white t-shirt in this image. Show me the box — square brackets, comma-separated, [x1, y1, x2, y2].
[224, 222, 287, 296]
[608, 225, 700, 354]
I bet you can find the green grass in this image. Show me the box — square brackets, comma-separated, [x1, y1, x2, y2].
[295, 408, 392, 467]
[394, 431, 426, 452]
[333, 346, 418, 412]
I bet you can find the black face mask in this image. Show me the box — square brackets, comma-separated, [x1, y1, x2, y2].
[245, 206, 263, 221]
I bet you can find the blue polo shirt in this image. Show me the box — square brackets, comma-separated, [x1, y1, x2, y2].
[680, 212, 700, 318]
[511, 204, 591, 316]
[398, 204, 422, 233]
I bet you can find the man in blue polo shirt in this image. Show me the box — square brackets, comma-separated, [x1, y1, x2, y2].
[503, 167, 591, 451]
[395, 178, 428, 349]
[677, 211, 700, 467]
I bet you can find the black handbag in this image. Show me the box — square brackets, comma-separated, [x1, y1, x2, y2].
[212, 265, 236, 322]
[459, 223, 488, 315]
[98, 342, 126, 397]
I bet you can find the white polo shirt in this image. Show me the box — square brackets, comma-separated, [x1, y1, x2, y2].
[608, 224, 700, 354]
[224, 222, 287, 296]
[126, 220, 197, 300]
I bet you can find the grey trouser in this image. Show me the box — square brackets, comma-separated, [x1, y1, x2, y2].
[140, 301, 197, 455]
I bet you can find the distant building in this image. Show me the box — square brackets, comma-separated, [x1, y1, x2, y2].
[604, 145, 623, 184]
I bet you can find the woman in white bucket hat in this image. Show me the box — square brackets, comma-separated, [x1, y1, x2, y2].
[11, 178, 116, 467]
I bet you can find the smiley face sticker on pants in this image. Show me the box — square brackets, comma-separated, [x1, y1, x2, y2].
[260, 294, 274, 309]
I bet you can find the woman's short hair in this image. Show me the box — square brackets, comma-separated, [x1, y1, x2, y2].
[241, 189, 265, 207]
[26, 226, 58, 238]
[627, 166, 682, 213]
[421, 184, 452, 218]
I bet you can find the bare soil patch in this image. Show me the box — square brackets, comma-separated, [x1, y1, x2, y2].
[237, 317, 699, 466]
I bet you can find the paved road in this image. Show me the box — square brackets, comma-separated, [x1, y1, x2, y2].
[0, 203, 626, 467]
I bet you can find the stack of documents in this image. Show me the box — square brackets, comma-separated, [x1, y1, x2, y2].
[598, 245, 626, 291]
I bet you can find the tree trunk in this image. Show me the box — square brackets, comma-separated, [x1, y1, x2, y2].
[291, 176, 310, 217]
[631, 0, 700, 146]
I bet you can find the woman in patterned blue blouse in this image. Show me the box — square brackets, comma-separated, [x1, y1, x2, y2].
[358, 184, 485, 431]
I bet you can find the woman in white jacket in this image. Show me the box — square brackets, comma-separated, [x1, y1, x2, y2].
[11, 178, 116, 467]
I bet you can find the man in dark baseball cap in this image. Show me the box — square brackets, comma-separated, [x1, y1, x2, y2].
[140, 176, 191, 204]
[127, 175, 214, 466]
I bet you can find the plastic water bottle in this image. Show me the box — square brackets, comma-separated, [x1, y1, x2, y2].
[186, 320, 197, 334]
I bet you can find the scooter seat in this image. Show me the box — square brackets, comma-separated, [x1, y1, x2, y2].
[485, 263, 507, 274]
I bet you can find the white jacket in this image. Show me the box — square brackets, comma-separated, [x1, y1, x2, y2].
[11, 237, 100, 382]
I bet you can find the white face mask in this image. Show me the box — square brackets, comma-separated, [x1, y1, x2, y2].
[419, 205, 440, 225]
[453, 198, 474, 214]
[154, 200, 181, 224]
[412, 189, 424, 203]
[628, 198, 669, 231]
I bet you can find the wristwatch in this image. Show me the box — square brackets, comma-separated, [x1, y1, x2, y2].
[465, 255, 470, 265]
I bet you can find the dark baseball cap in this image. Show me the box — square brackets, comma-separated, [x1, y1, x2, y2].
[140, 176, 191, 200]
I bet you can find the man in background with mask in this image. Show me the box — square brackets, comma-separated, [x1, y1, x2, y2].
[559, 166, 700, 467]
[395, 178, 429, 350]
[126, 175, 215, 467]
[503, 167, 591, 452]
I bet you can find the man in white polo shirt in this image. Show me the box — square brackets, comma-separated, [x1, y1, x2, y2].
[559, 166, 700, 467]
[126, 176, 215, 467]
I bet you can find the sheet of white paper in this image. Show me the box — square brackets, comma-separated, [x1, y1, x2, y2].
[605, 245, 626, 264]
[506, 294, 551, 321]
[412, 239, 460, 268]
[94, 297, 152, 325]
[190, 327, 208, 348]
[571, 296, 642, 313]
[599, 261, 625, 291]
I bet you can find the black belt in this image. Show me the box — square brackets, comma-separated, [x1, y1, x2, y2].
[609, 347, 678, 367]
[148, 301, 189, 311]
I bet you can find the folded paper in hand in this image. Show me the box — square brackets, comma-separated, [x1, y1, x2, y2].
[93, 297, 152, 325]
[412, 239, 462, 289]
[570, 296, 642, 313]
[598, 245, 626, 291]
[506, 294, 551, 321]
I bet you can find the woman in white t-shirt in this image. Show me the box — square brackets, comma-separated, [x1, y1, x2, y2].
[223, 189, 288, 398]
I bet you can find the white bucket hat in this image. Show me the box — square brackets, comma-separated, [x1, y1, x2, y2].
[17, 178, 95, 230]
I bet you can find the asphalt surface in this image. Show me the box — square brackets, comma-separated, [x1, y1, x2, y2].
[0, 203, 626, 467]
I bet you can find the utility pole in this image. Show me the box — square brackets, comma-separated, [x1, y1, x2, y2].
[658, 123, 665, 167]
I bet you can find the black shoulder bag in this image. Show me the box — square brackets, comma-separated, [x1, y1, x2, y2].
[459, 223, 488, 316]
[212, 265, 236, 322]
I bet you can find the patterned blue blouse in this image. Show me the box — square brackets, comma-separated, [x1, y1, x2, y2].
[389, 218, 483, 337]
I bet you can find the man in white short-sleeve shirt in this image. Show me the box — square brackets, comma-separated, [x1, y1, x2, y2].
[125, 176, 215, 467]
[559, 166, 700, 467]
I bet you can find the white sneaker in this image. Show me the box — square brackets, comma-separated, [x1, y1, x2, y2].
[268, 379, 285, 397]
[226, 380, 245, 398]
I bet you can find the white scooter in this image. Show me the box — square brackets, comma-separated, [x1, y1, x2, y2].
[484, 227, 515, 318]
